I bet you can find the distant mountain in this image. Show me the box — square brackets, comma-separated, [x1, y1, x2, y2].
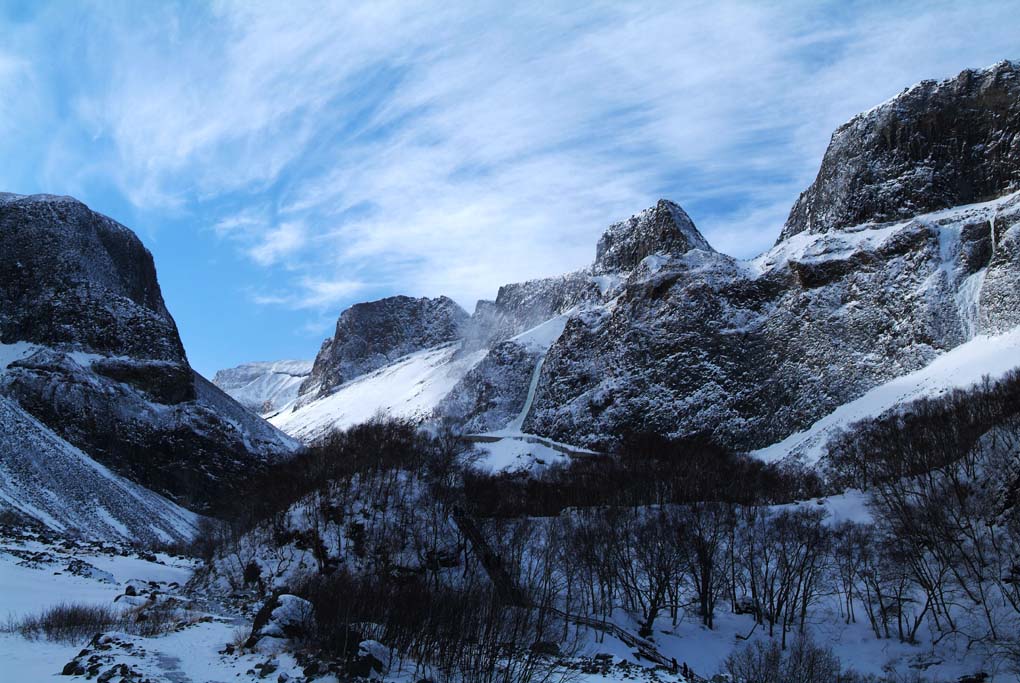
[0, 193, 300, 529]
[236, 61, 1020, 466]
[299, 295, 468, 401]
[213, 359, 312, 416]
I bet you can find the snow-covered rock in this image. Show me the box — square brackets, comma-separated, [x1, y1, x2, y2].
[0, 193, 300, 519]
[256, 62, 1020, 463]
[781, 60, 1020, 241]
[213, 359, 312, 415]
[245, 594, 315, 654]
[593, 199, 712, 274]
[0, 394, 199, 544]
[299, 295, 468, 401]
[272, 343, 486, 443]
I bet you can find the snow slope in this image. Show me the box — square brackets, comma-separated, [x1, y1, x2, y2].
[212, 359, 312, 416]
[270, 343, 487, 443]
[752, 325, 1020, 464]
[0, 395, 199, 544]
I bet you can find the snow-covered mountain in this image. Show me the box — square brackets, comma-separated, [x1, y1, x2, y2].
[0, 394, 197, 544]
[252, 61, 1020, 465]
[212, 359, 312, 416]
[270, 343, 486, 443]
[0, 193, 300, 531]
[299, 295, 468, 402]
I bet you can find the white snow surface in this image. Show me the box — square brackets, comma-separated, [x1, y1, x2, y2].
[271, 343, 487, 443]
[751, 191, 1017, 276]
[0, 533, 314, 682]
[469, 437, 571, 473]
[752, 326, 1020, 464]
[509, 313, 570, 352]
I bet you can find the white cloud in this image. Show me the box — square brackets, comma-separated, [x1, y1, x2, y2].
[247, 221, 307, 266]
[6, 0, 1020, 316]
[252, 277, 366, 311]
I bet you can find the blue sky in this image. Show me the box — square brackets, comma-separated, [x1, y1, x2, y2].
[1, 1, 1017, 376]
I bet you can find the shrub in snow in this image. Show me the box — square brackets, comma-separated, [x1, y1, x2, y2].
[245, 593, 315, 654]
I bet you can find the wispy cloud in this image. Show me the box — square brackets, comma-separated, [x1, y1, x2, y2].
[247, 221, 307, 266]
[2, 0, 1018, 324]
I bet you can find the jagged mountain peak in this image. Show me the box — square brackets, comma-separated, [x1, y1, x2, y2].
[781, 60, 1020, 242]
[594, 199, 712, 274]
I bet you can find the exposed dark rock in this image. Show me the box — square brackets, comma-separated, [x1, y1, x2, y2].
[438, 340, 541, 433]
[781, 60, 1020, 241]
[461, 272, 603, 352]
[0, 193, 299, 519]
[0, 193, 187, 362]
[516, 63, 1020, 451]
[301, 295, 467, 399]
[594, 199, 712, 273]
[246, 594, 315, 654]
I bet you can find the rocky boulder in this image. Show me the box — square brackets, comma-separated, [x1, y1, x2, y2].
[245, 594, 315, 654]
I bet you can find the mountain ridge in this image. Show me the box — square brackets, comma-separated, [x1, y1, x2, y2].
[224, 61, 1020, 464]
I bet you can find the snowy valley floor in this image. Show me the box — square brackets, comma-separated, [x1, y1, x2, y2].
[1, 496, 1014, 683]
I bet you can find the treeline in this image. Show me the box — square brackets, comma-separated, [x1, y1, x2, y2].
[464, 432, 824, 517]
[821, 371, 1020, 666]
[828, 369, 1020, 489]
[200, 418, 464, 543]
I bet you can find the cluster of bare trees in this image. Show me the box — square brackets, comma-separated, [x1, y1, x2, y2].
[297, 568, 574, 683]
[827, 371, 1020, 667]
[195, 367, 1020, 680]
[504, 503, 832, 646]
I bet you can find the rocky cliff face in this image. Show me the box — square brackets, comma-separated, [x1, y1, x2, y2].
[0, 193, 190, 389]
[594, 199, 712, 273]
[241, 62, 1020, 460]
[300, 295, 468, 400]
[517, 62, 1020, 452]
[781, 60, 1020, 241]
[436, 61, 1020, 453]
[0, 194, 299, 516]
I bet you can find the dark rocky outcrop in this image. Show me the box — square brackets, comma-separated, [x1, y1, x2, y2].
[521, 62, 1020, 451]
[435, 62, 1020, 453]
[594, 199, 712, 273]
[0, 193, 187, 363]
[301, 295, 467, 400]
[0, 193, 298, 517]
[460, 273, 602, 352]
[781, 60, 1020, 241]
[438, 340, 541, 433]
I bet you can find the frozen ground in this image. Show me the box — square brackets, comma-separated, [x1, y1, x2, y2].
[0, 530, 311, 682]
